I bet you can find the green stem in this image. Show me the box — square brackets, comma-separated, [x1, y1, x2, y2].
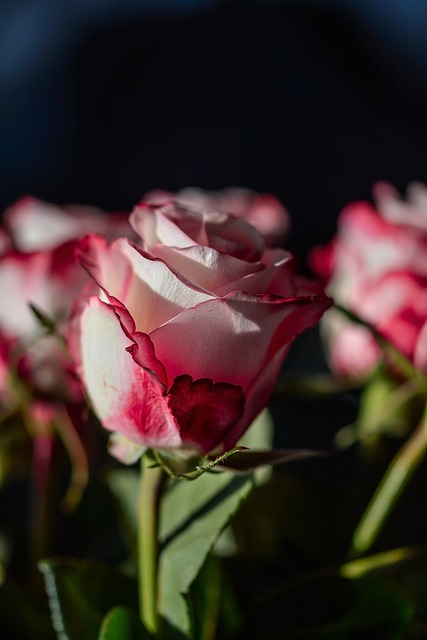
[138, 454, 164, 634]
[350, 404, 427, 558]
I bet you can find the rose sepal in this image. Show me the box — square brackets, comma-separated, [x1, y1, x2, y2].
[151, 446, 249, 480]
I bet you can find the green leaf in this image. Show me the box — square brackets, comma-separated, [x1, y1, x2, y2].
[98, 606, 151, 640]
[335, 370, 426, 450]
[186, 555, 241, 640]
[158, 470, 253, 636]
[39, 558, 138, 640]
[357, 373, 421, 440]
[29, 303, 60, 336]
[186, 557, 222, 640]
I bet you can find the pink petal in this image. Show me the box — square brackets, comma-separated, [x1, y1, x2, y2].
[223, 344, 289, 450]
[151, 244, 263, 293]
[309, 241, 336, 282]
[131, 204, 201, 249]
[5, 197, 82, 251]
[374, 181, 427, 232]
[77, 235, 213, 334]
[213, 253, 297, 298]
[323, 311, 381, 381]
[338, 203, 427, 280]
[150, 292, 331, 391]
[5, 197, 131, 251]
[76, 234, 132, 301]
[203, 211, 265, 261]
[241, 193, 290, 246]
[0, 251, 78, 338]
[80, 297, 181, 449]
[414, 320, 427, 371]
[0, 229, 11, 257]
[143, 186, 290, 246]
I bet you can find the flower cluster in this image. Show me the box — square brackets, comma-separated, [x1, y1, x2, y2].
[311, 182, 427, 380]
[0, 189, 329, 466]
[3, 181, 427, 639]
[0, 197, 129, 408]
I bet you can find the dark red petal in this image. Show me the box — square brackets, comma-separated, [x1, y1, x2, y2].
[167, 374, 246, 453]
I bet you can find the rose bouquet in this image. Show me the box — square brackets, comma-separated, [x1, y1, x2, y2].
[0, 189, 336, 639]
[4, 181, 427, 638]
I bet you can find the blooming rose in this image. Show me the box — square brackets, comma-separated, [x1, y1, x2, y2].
[144, 186, 290, 246]
[311, 182, 427, 380]
[0, 197, 131, 402]
[75, 201, 330, 462]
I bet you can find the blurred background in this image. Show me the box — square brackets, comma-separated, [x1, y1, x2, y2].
[3, 6, 427, 634]
[2, 0, 427, 258]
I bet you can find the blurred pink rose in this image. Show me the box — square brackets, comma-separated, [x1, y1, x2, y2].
[0, 330, 14, 404]
[311, 182, 427, 380]
[144, 186, 290, 246]
[0, 197, 131, 402]
[75, 201, 329, 462]
[4, 196, 130, 251]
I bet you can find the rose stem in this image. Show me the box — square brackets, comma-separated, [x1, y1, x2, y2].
[138, 453, 164, 634]
[349, 402, 427, 558]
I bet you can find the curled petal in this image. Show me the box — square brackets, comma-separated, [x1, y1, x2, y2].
[127, 331, 168, 389]
[203, 210, 265, 261]
[131, 204, 202, 249]
[76, 234, 133, 302]
[80, 297, 181, 449]
[152, 244, 263, 293]
[77, 235, 213, 334]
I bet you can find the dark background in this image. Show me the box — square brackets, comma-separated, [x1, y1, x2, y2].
[2, 0, 427, 258]
[2, 4, 427, 626]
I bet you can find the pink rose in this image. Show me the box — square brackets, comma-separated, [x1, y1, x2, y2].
[143, 186, 290, 246]
[4, 196, 130, 251]
[75, 201, 330, 462]
[0, 197, 131, 402]
[311, 182, 427, 379]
